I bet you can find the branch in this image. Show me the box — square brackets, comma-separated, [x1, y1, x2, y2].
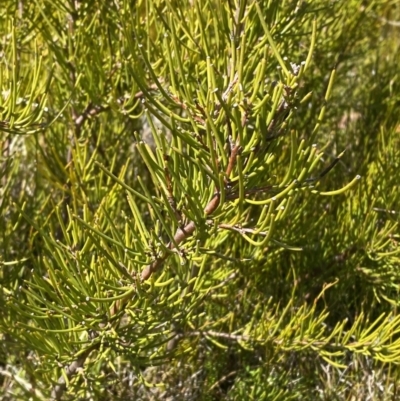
[141, 194, 221, 280]
[74, 103, 108, 128]
[218, 223, 268, 236]
[51, 348, 93, 401]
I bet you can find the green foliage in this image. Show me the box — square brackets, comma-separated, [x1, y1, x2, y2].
[1, 0, 399, 400]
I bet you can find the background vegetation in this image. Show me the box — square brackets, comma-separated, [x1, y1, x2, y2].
[0, 0, 399, 400]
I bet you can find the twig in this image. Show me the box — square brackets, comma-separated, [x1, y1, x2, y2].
[170, 94, 206, 125]
[74, 103, 108, 128]
[373, 207, 399, 215]
[141, 194, 221, 280]
[51, 348, 93, 400]
[218, 223, 268, 236]
[225, 143, 241, 178]
[209, 370, 238, 392]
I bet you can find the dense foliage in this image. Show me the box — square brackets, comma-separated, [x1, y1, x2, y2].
[0, 0, 399, 400]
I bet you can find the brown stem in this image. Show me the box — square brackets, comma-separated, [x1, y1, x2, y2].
[74, 103, 108, 128]
[51, 348, 93, 400]
[225, 143, 241, 178]
[218, 223, 268, 236]
[141, 194, 220, 280]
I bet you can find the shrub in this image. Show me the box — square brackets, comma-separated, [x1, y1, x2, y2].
[1, 1, 399, 399]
